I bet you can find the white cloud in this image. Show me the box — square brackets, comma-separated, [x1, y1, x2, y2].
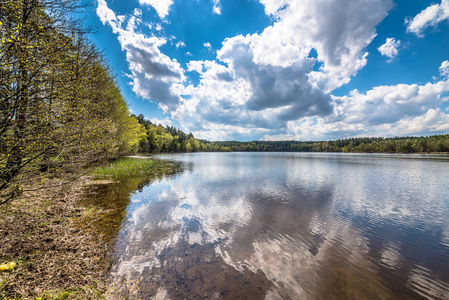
[258, 0, 288, 17]
[147, 117, 173, 127]
[440, 60, 449, 77]
[96, 0, 118, 25]
[203, 42, 212, 51]
[218, 35, 332, 118]
[212, 0, 222, 15]
[253, 0, 392, 92]
[97, 0, 184, 111]
[385, 108, 449, 136]
[263, 74, 449, 141]
[378, 38, 401, 62]
[334, 79, 449, 126]
[406, 0, 449, 36]
[139, 0, 173, 19]
[175, 40, 186, 48]
[133, 8, 142, 17]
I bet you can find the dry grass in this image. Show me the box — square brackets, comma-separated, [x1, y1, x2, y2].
[0, 176, 108, 299]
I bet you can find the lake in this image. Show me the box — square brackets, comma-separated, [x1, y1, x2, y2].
[106, 152, 449, 299]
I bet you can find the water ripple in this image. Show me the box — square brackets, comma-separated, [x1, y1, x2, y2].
[107, 153, 449, 299]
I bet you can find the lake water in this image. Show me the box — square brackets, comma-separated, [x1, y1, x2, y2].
[107, 152, 449, 299]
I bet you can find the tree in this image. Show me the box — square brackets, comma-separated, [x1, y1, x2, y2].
[0, 0, 145, 199]
[1, 1, 87, 192]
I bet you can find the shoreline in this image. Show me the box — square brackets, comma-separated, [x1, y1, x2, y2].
[0, 157, 184, 299]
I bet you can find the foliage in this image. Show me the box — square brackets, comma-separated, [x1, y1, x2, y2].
[212, 135, 449, 153]
[132, 114, 205, 153]
[0, 0, 146, 196]
[132, 113, 449, 154]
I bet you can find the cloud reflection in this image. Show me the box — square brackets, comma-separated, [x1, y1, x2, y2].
[109, 153, 449, 299]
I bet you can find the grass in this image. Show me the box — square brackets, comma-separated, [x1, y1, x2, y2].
[36, 285, 105, 300]
[91, 157, 156, 180]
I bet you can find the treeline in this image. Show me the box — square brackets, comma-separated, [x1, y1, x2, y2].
[130, 114, 449, 154]
[133, 114, 226, 153]
[0, 0, 145, 197]
[130, 115, 449, 154]
[213, 135, 449, 153]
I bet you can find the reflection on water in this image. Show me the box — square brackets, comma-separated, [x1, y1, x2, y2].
[78, 159, 183, 249]
[107, 153, 449, 299]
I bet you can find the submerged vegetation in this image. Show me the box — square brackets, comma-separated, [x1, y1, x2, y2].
[0, 156, 183, 299]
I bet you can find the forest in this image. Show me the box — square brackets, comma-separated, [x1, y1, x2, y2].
[212, 135, 449, 153]
[132, 114, 226, 153]
[133, 113, 449, 154]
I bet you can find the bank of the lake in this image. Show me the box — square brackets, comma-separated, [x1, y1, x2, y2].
[0, 157, 182, 299]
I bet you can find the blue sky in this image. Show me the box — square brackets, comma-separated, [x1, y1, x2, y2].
[86, 0, 449, 141]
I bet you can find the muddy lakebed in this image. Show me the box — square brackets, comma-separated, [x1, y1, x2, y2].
[83, 153, 449, 299]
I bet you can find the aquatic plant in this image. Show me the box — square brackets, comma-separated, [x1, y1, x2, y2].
[91, 157, 160, 179]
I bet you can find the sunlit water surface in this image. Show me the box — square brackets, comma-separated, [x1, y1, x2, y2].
[108, 153, 449, 299]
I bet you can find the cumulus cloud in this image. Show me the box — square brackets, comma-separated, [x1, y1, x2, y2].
[169, 0, 393, 140]
[262, 74, 449, 141]
[169, 33, 334, 141]
[334, 80, 449, 126]
[378, 38, 401, 62]
[258, 0, 288, 17]
[385, 108, 449, 136]
[96, 0, 184, 111]
[175, 40, 186, 48]
[172, 59, 291, 140]
[96, 0, 117, 25]
[218, 35, 332, 118]
[252, 0, 392, 91]
[139, 0, 173, 19]
[406, 0, 449, 36]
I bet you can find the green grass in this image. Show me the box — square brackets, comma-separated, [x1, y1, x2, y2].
[36, 285, 105, 300]
[91, 157, 157, 180]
